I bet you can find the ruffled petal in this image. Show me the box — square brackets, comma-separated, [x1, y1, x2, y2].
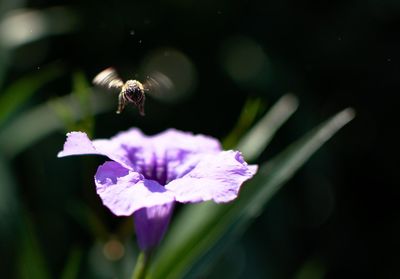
[107, 127, 145, 144]
[105, 128, 223, 181]
[58, 129, 223, 177]
[91, 139, 138, 170]
[95, 161, 175, 216]
[57, 131, 138, 170]
[98, 128, 221, 159]
[151, 129, 223, 182]
[57, 132, 100, 157]
[165, 151, 258, 203]
[152, 128, 222, 154]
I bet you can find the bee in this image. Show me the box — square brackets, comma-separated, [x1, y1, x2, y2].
[93, 67, 172, 115]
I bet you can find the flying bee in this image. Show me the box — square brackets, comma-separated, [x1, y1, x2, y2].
[93, 67, 172, 115]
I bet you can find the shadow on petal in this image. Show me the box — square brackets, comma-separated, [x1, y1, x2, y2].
[143, 179, 169, 193]
[95, 161, 130, 186]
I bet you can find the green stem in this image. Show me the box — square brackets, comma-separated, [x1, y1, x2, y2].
[132, 251, 152, 279]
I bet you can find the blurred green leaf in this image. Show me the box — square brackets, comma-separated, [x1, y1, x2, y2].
[0, 6, 79, 49]
[0, 155, 19, 277]
[72, 71, 95, 136]
[295, 259, 325, 279]
[67, 201, 109, 240]
[48, 97, 77, 132]
[0, 6, 78, 88]
[0, 89, 113, 158]
[0, 0, 25, 16]
[50, 70, 96, 134]
[149, 108, 354, 279]
[60, 247, 83, 279]
[0, 154, 19, 237]
[18, 212, 51, 279]
[73, 72, 91, 109]
[237, 93, 299, 161]
[223, 98, 262, 149]
[0, 47, 10, 88]
[0, 63, 63, 126]
[0, 0, 24, 87]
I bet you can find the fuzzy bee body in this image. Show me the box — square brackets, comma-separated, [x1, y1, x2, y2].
[119, 80, 146, 115]
[93, 67, 173, 115]
[93, 67, 147, 115]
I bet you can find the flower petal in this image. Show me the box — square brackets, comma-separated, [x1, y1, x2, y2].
[134, 202, 174, 251]
[100, 128, 221, 156]
[95, 161, 175, 216]
[57, 132, 99, 157]
[152, 128, 222, 154]
[151, 129, 223, 182]
[104, 128, 223, 180]
[58, 129, 223, 176]
[165, 151, 258, 203]
[57, 131, 137, 170]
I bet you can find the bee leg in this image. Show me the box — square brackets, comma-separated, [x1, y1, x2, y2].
[116, 92, 125, 114]
[136, 92, 146, 116]
[138, 103, 145, 116]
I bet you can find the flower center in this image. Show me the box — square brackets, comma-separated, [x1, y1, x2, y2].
[124, 146, 200, 186]
[126, 147, 169, 185]
[147, 152, 168, 185]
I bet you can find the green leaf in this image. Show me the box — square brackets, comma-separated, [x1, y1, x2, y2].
[18, 212, 51, 279]
[0, 63, 63, 126]
[237, 93, 298, 161]
[0, 153, 19, 238]
[49, 71, 95, 135]
[0, 89, 113, 159]
[66, 201, 109, 240]
[222, 98, 262, 149]
[72, 71, 95, 136]
[60, 247, 83, 279]
[149, 108, 354, 279]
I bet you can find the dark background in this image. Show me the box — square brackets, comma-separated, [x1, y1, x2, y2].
[0, 0, 399, 278]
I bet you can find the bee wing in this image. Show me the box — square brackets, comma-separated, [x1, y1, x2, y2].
[93, 67, 124, 89]
[143, 71, 173, 98]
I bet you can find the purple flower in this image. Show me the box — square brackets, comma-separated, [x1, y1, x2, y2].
[58, 128, 257, 251]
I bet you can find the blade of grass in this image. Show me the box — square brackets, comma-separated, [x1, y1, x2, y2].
[237, 93, 299, 161]
[222, 98, 262, 149]
[149, 108, 354, 279]
[185, 107, 356, 277]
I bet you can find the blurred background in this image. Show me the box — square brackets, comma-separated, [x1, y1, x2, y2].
[0, 0, 398, 278]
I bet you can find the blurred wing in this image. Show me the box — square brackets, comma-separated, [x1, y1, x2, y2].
[143, 71, 174, 98]
[93, 67, 124, 89]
